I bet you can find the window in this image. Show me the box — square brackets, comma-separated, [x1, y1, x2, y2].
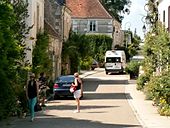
[168, 6, 170, 32]
[106, 57, 121, 63]
[36, 4, 40, 32]
[89, 20, 96, 32]
[163, 10, 165, 23]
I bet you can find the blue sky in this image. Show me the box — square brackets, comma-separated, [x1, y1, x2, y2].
[122, 0, 147, 39]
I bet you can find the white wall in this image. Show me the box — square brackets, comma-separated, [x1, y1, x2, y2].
[158, 0, 170, 28]
[25, 0, 44, 65]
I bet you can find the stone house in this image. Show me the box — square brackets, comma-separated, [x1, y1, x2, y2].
[25, 0, 71, 79]
[25, 0, 44, 65]
[113, 19, 124, 48]
[66, 0, 113, 38]
[44, 0, 71, 80]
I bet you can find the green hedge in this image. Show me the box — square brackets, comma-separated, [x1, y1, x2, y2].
[137, 74, 149, 91]
[125, 61, 140, 79]
[144, 71, 170, 116]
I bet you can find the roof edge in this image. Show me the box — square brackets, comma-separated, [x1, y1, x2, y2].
[97, 0, 113, 19]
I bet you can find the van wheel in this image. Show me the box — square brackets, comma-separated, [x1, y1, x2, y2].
[106, 72, 108, 75]
[91, 67, 94, 70]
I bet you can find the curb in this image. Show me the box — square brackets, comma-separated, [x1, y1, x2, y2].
[125, 82, 147, 128]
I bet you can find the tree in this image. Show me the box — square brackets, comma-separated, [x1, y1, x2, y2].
[100, 0, 131, 22]
[0, 1, 20, 119]
[0, 0, 29, 119]
[139, 23, 170, 116]
[62, 32, 112, 73]
[32, 32, 52, 77]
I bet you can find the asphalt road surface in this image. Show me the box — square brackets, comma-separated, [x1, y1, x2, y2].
[1, 69, 142, 128]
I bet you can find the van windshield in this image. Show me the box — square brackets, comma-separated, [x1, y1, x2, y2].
[106, 57, 121, 63]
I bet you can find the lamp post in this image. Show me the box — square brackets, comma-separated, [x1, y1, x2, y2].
[141, 15, 149, 36]
[142, 24, 146, 35]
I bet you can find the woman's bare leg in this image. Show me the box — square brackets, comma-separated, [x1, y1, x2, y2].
[75, 98, 80, 112]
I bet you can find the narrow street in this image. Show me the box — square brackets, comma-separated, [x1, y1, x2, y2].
[1, 69, 142, 128]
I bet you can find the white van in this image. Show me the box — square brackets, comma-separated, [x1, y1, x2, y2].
[105, 50, 126, 74]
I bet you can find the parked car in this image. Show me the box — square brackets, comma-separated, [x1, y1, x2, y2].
[53, 75, 83, 99]
[91, 60, 99, 70]
[130, 55, 144, 62]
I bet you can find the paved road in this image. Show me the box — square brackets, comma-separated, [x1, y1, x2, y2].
[1, 70, 142, 128]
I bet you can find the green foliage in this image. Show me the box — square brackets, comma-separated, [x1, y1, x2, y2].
[143, 23, 170, 73]
[0, 70, 16, 119]
[144, 71, 170, 116]
[126, 33, 141, 61]
[115, 32, 141, 62]
[137, 74, 149, 91]
[125, 60, 140, 78]
[62, 33, 82, 74]
[0, 0, 30, 119]
[142, 22, 170, 116]
[62, 32, 112, 74]
[80, 57, 93, 70]
[100, 0, 131, 22]
[87, 34, 112, 63]
[32, 32, 52, 76]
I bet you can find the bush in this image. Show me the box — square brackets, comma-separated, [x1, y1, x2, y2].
[144, 71, 170, 116]
[158, 100, 170, 116]
[137, 74, 149, 91]
[80, 60, 91, 70]
[125, 61, 140, 79]
[143, 75, 159, 100]
[0, 71, 17, 119]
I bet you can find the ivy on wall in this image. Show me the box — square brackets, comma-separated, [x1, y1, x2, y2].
[62, 32, 112, 73]
[32, 32, 52, 77]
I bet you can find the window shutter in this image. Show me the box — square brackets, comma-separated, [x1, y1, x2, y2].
[168, 6, 170, 32]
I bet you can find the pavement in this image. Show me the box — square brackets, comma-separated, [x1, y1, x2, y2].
[80, 70, 170, 128]
[1, 70, 170, 128]
[126, 80, 170, 128]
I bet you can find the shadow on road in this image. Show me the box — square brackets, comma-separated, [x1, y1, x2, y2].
[83, 78, 128, 84]
[83, 93, 132, 100]
[3, 114, 142, 128]
[0, 78, 140, 128]
[46, 104, 119, 111]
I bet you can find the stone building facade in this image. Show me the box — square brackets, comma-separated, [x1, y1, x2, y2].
[44, 0, 71, 80]
[66, 0, 113, 38]
[25, 0, 44, 65]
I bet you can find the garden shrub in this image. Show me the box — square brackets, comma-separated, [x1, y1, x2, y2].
[136, 74, 149, 90]
[80, 57, 93, 70]
[144, 71, 170, 116]
[125, 60, 140, 79]
[143, 75, 160, 100]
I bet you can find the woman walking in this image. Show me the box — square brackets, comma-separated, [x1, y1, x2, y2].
[26, 73, 39, 121]
[73, 72, 83, 113]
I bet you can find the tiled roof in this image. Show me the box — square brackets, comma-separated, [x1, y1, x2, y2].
[66, 0, 112, 19]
